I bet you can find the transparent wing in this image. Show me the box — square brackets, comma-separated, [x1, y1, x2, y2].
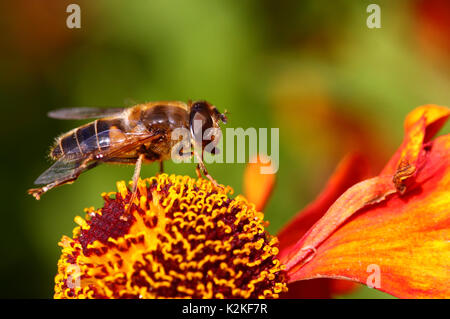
[48, 107, 125, 120]
[34, 158, 84, 185]
[35, 132, 162, 185]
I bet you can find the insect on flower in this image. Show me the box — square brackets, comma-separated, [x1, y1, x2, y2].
[28, 100, 228, 200]
[53, 104, 450, 299]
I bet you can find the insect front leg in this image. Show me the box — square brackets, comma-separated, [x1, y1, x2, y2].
[194, 151, 222, 189]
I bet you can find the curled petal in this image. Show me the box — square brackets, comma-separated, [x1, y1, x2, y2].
[286, 135, 450, 298]
[381, 104, 449, 193]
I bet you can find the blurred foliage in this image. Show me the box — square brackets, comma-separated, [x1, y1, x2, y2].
[0, 0, 449, 298]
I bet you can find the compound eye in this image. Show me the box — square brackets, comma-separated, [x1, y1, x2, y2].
[190, 102, 213, 144]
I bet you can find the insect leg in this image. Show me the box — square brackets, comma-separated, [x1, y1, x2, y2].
[131, 154, 145, 193]
[125, 153, 145, 214]
[28, 159, 97, 200]
[28, 179, 76, 200]
[195, 164, 202, 179]
[194, 151, 222, 189]
[159, 161, 164, 174]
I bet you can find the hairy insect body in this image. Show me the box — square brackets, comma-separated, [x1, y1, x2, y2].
[139, 103, 190, 162]
[28, 100, 227, 200]
[51, 103, 189, 162]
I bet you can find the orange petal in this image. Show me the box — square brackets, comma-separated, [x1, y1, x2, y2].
[282, 105, 449, 267]
[286, 135, 450, 298]
[283, 175, 397, 271]
[283, 105, 450, 298]
[277, 153, 370, 260]
[243, 154, 276, 211]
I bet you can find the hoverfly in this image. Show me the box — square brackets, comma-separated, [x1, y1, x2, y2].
[28, 100, 227, 200]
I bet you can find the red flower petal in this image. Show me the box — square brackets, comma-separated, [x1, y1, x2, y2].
[277, 154, 369, 298]
[283, 105, 450, 298]
[283, 175, 397, 272]
[286, 135, 450, 298]
[277, 153, 370, 260]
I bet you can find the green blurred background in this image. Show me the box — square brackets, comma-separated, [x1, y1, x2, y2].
[1, 0, 449, 298]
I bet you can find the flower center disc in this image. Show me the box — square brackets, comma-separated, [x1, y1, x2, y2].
[54, 174, 287, 299]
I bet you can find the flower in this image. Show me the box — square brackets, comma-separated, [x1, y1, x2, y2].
[54, 175, 287, 299]
[54, 104, 450, 299]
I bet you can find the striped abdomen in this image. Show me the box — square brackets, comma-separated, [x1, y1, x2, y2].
[50, 118, 127, 160]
